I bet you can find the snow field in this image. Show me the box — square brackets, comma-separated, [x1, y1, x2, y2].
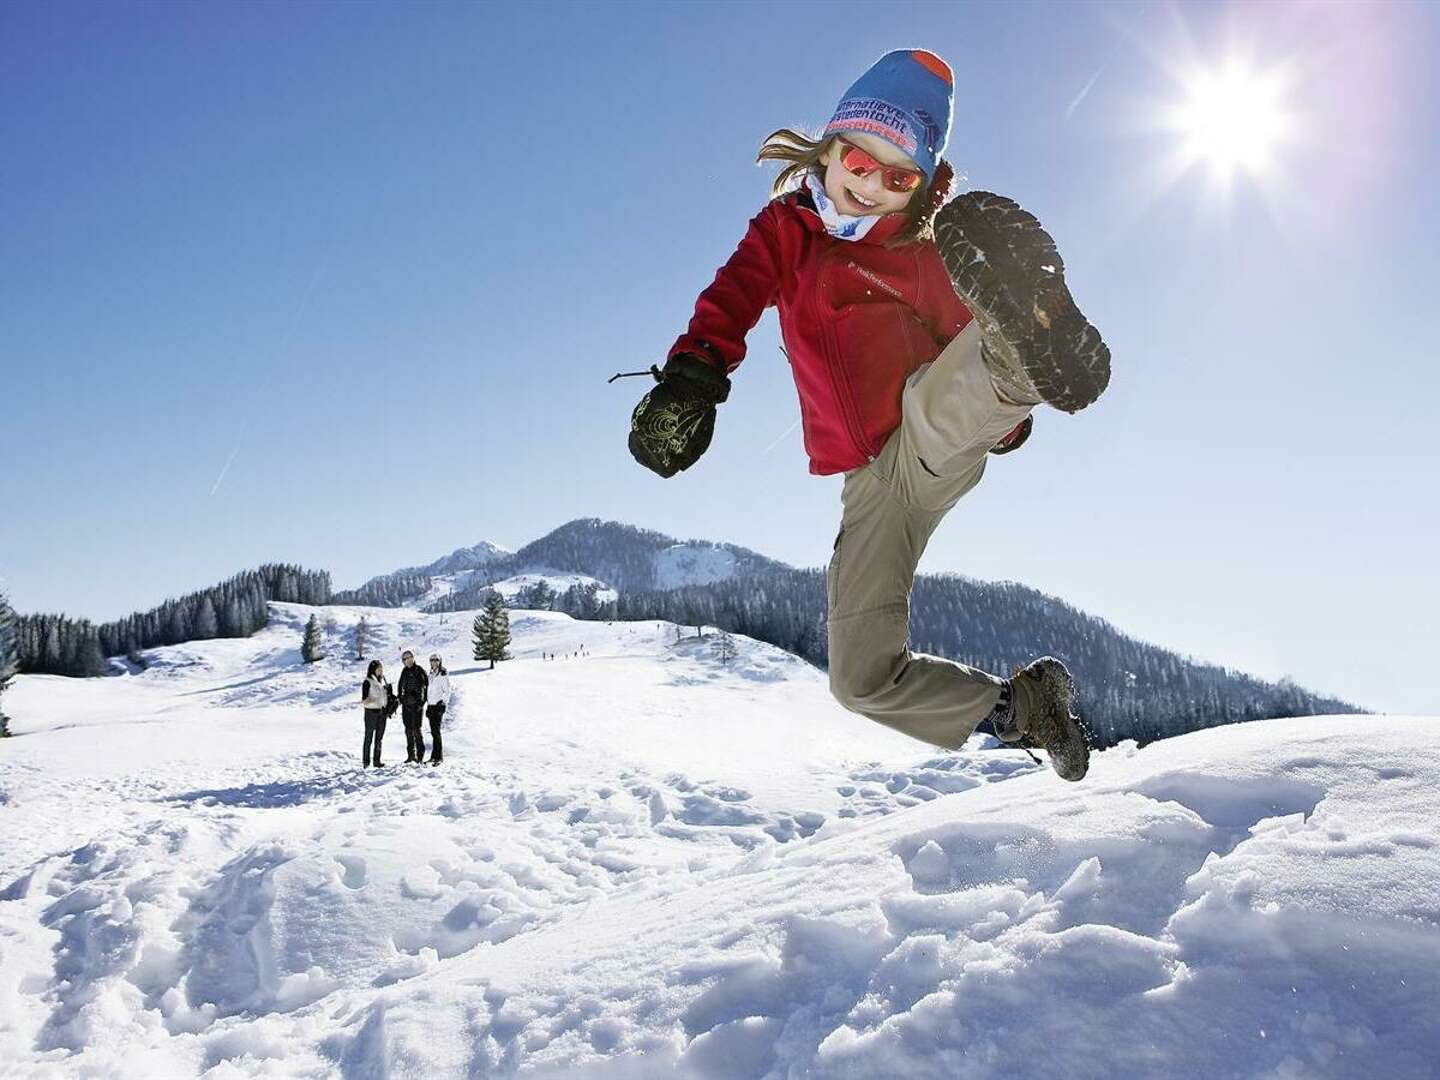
[0, 603, 1436, 1077]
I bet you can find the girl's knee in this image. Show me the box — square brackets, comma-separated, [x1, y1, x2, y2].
[828, 637, 898, 713]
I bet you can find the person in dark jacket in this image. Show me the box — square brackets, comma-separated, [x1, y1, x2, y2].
[360, 659, 393, 768]
[396, 649, 429, 763]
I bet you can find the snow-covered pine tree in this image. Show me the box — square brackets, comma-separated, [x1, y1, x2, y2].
[516, 580, 556, 611]
[472, 592, 512, 670]
[223, 596, 245, 637]
[166, 605, 190, 646]
[301, 614, 325, 663]
[471, 612, 486, 663]
[0, 589, 16, 737]
[74, 623, 105, 676]
[194, 596, 219, 639]
[354, 616, 369, 660]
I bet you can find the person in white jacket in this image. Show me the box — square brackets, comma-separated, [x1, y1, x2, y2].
[425, 654, 453, 766]
[360, 660, 393, 768]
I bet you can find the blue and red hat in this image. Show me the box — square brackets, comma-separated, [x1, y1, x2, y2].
[823, 49, 954, 181]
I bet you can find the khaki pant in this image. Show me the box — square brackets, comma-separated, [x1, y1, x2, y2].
[826, 320, 1033, 749]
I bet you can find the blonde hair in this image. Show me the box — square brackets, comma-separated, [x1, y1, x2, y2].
[755, 127, 952, 247]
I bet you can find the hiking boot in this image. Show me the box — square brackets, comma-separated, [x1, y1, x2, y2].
[935, 192, 1110, 413]
[989, 414, 1033, 455]
[996, 657, 1091, 781]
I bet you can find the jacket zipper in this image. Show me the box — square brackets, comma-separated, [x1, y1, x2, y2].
[816, 253, 876, 463]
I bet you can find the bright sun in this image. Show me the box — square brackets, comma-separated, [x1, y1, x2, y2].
[1166, 60, 1294, 183]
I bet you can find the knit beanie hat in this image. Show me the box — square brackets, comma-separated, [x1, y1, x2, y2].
[823, 49, 954, 181]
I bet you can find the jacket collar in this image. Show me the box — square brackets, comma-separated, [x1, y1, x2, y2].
[787, 189, 909, 245]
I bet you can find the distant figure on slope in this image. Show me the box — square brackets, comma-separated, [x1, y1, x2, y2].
[396, 648, 429, 764]
[625, 50, 1110, 781]
[425, 653, 452, 766]
[360, 660, 394, 768]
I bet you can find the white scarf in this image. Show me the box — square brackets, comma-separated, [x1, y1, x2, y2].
[805, 172, 883, 243]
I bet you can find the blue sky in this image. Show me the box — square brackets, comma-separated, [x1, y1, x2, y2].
[2, 0, 1436, 713]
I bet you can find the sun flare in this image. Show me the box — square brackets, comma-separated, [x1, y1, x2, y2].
[1167, 60, 1294, 183]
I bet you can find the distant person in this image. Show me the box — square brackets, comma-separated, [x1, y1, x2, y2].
[360, 660, 393, 768]
[425, 653, 453, 766]
[396, 648, 429, 763]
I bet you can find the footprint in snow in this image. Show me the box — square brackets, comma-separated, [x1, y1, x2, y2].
[335, 854, 368, 890]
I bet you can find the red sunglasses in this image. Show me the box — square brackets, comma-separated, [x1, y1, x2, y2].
[835, 138, 926, 194]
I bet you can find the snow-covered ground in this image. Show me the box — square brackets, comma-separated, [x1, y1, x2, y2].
[0, 604, 1435, 1078]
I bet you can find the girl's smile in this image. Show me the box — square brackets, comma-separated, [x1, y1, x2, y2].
[819, 131, 922, 218]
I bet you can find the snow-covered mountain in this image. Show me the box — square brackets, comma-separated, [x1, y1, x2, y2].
[334, 540, 514, 608]
[338, 519, 790, 612]
[407, 540, 511, 578]
[1, 602, 1434, 1077]
[16, 521, 1362, 752]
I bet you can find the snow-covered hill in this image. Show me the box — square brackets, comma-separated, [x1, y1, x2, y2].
[342, 520, 793, 612]
[412, 569, 618, 610]
[481, 572, 618, 607]
[0, 605, 1435, 1077]
[412, 540, 512, 578]
[652, 543, 743, 590]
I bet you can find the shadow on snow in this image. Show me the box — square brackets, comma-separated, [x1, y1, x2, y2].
[162, 770, 382, 809]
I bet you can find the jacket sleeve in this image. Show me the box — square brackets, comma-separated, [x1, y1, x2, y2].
[914, 242, 973, 346]
[670, 202, 784, 374]
[361, 680, 372, 704]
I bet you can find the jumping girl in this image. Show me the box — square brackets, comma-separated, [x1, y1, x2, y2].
[625, 49, 1110, 780]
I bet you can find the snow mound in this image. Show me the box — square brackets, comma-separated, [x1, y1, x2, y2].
[1, 604, 1436, 1077]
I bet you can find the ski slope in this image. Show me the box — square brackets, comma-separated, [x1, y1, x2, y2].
[0, 604, 1436, 1078]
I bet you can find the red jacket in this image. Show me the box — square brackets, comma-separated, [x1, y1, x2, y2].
[671, 190, 972, 475]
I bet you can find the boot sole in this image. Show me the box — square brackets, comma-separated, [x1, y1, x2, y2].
[935, 192, 1111, 413]
[1028, 657, 1092, 782]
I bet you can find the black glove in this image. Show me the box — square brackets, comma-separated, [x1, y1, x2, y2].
[628, 353, 731, 478]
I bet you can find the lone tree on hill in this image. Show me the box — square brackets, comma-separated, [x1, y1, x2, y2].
[353, 616, 370, 660]
[301, 614, 326, 663]
[0, 589, 17, 737]
[472, 592, 512, 670]
[715, 631, 737, 666]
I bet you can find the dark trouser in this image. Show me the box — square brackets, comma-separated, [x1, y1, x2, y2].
[402, 704, 425, 761]
[426, 703, 446, 761]
[363, 709, 387, 766]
